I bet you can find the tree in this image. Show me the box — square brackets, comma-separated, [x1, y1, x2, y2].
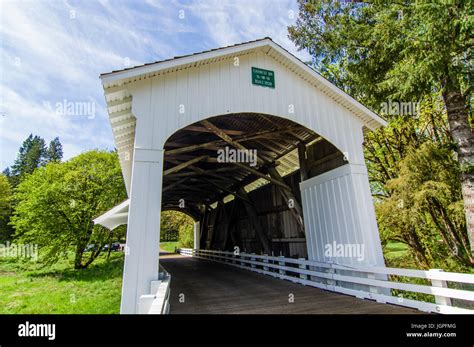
[9, 134, 47, 186]
[160, 211, 194, 247]
[377, 142, 471, 270]
[10, 150, 127, 269]
[365, 97, 451, 197]
[289, 0, 473, 252]
[45, 137, 63, 162]
[0, 175, 14, 242]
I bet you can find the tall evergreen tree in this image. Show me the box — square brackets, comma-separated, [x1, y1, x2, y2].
[288, 0, 473, 253]
[46, 137, 63, 162]
[0, 174, 14, 242]
[9, 134, 47, 186]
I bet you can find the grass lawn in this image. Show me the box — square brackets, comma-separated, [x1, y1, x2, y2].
[0, 252, 124, 314]
[160, 241, 178, 253]
[384, 241, 409, 262]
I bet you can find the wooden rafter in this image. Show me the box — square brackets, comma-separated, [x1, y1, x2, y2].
[165, 166, 237, 178]
[200, 119, 265, 166]
[163, 177, 189, 193]
[184, 125, 244, 136]
[232, 162, 290, 191]
[163, 155, 208, 176]
[267, 166, 305, 234]
[237, 187, 271, 254]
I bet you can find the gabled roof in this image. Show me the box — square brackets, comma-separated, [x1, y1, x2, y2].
[100, 37, 386, 130]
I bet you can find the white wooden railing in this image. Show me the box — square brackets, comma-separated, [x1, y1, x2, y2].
[138, 266, 171, 314]
[179, 248, 474, 314]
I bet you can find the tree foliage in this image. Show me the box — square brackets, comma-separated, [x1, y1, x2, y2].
[0, 175, 14, 242]
[377, 142, 470, 270]
[9, 134, 47, 186]
[289, 0, 472, 108]
[10, 150, 126, 269]
[289, 0, 473, 268]
[160, 210, 194, 248]
[7, 134, 64, 187]
[46, 137, 63, 163]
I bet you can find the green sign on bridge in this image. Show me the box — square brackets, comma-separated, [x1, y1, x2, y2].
[252, 67, 275, 88]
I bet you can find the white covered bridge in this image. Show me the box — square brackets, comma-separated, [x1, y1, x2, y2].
[94, 38, 474, 314]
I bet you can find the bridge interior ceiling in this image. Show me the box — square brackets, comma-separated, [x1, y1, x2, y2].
[162, 113, 322, 218]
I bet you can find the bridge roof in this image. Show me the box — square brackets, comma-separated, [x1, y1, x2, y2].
[100, 37, 386, 131]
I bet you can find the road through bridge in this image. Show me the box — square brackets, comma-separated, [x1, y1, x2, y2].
[160, 254, 417, 314]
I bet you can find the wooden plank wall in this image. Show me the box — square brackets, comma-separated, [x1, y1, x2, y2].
[200, 139, 346, 259]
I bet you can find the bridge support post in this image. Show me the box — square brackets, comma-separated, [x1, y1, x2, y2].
[300, 163, 388, 294]
[300, 164, 385, 266]
[120, 148, 164, 314]
[193, 221, 200, 250]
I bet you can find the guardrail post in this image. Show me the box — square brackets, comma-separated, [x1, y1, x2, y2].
[251, 253, 256, 269]
[326, 261, 336, 291]
[367, 273, 380, 298]
[298, 258, 307, 282]
[263, 255, 269, 273]
[429, 269, 452, 306]
[278, 256, 285, 278]
[225, 251, 230, 263]
[240, 253, 245, 267]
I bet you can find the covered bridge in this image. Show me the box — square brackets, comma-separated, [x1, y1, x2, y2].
[96, 38, 389, 314]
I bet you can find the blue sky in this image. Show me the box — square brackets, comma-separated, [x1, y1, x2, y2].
[0, 0, 310, 170]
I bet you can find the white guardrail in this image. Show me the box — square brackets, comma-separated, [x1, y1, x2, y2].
[138, 266, 171, 314]
[179, 248, 474, 314]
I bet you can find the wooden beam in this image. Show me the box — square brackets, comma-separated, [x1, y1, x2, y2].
[163, 155, 208, 176]
[165, 125, 303, 156]
[202, 177, 250, 203]
[258, 114, 311, 144]
[165, 140, 223, 155]
[184, 125, 244, 136]
[309, 151, 343, 169]
[267, 167, 305, 234]
[297, 143, 308, 182]
[232, 162, 291, 191]
[165, 166, 236, 178]
[232, 125, 303, 143]
[200, 119, 265, 166]
[237, 187, 271, 254]
[163, 177, 189, 193]
[210, 200, 230, 250]
[171, 162, 250, 203]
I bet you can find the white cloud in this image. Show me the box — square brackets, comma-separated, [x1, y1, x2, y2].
[0, 0, 310, 170]
[184, 0, 310, 60]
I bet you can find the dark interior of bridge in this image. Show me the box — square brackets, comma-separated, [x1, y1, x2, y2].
[162, 113, 346, 258]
